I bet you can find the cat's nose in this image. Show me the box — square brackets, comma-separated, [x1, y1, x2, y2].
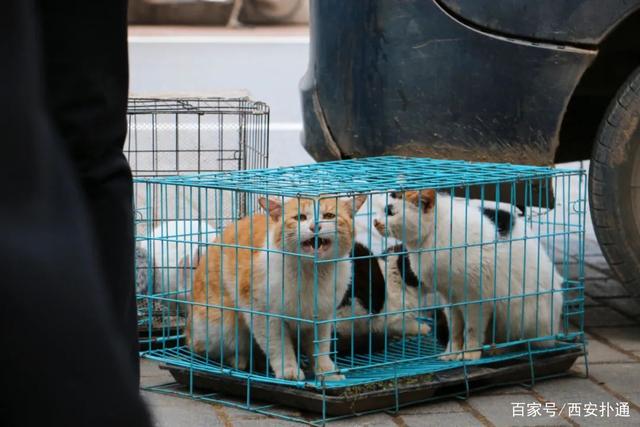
[385, 205, 395, 216]
[310, 223, 321, 232]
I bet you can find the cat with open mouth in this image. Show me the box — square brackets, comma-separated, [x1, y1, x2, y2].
[187, 195, 366, 380]
[299, 236, 333, 254]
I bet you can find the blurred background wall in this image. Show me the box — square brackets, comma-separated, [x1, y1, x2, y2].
[128, 0, 309, 26]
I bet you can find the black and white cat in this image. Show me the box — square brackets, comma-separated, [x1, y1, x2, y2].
[335, 242, 449, 354]
[373, 190, 564, 361]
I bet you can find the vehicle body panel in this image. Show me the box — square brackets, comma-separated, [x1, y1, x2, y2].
[300, 0, 606, 165]
[440, 0, 640, 45]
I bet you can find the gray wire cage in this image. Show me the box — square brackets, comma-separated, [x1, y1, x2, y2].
[125, 96, 269, 177]
[125, 96, 270, 348]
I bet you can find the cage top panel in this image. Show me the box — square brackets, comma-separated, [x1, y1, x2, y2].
[135, 156, 583, 197]
[127, 97, 269, 115]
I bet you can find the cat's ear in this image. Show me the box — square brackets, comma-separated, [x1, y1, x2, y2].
[341, 194, 367, 216]
[406, 189, 436, 213]
[258, 197, 283, 220]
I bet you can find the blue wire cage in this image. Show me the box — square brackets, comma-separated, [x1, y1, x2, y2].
[136, 156, 587, 425]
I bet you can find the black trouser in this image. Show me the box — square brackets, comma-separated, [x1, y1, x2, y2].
[0, 1, 150, 426]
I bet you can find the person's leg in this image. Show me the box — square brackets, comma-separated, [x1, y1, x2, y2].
[0, 1, 150, 425]
[37, 0, 140, 378]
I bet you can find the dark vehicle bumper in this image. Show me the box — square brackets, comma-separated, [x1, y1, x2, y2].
[300, 0, 597, 165]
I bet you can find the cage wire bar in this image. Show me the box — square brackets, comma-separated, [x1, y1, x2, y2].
[126, 96, 270, 349]
[136, 156, 587, 425]
[125, 97, 269, 178]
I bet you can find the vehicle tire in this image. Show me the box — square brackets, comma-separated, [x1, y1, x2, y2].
[590, 66, 640, 300]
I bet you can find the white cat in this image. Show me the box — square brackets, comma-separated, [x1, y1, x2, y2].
[139, 220, 215, 301]
[373, 190, 564, 360]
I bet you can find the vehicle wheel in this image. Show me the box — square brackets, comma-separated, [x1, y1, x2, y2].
[590, 66, 640, 300]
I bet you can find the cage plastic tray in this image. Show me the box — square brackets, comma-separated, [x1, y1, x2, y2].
[155, 345, 583, 419]
[144, 337, 584, 418]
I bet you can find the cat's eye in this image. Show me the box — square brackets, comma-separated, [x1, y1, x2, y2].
[323, 212, 336, 219]
[390, 191, 400, 199]
[293, 214, 307, 221]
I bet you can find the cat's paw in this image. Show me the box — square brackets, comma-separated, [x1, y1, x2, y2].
[315, 356, 342, 380]
[232, 354, 248, 371]
[402, 320, 431, 336]
[277, 365, 306, 381]
[321, 372, 346, 382]
[460, 350, 482, 360]
[190, 340, 206, 355]
[439, 352, 462, 361]
[418, 321, 431, 335]
[373, 219, 387, 236]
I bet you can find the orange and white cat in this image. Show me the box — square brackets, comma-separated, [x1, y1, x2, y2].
[186, 195, 366, 381]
